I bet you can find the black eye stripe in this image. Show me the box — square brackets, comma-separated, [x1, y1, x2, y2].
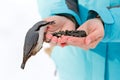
[40, 21, 55, 27]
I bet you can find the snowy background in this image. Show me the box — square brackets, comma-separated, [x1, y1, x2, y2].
[0, 0, 57, 80]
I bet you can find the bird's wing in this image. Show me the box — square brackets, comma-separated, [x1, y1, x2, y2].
[23, 31, 39, 56]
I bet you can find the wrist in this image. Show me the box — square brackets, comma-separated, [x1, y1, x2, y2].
[93, 18, 104, 26]
[87, 11, 104, 25]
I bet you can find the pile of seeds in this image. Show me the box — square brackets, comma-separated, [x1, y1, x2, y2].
[52, 30, 87, 38]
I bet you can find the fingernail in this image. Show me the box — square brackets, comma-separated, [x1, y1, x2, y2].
[86, 38, 91, 45]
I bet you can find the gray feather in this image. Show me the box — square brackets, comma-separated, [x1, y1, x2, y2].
[23, 31, 39, 56]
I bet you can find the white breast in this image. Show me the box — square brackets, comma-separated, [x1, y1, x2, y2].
[35, 27, 47, 52]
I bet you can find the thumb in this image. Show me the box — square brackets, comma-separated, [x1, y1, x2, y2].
[77, 22, 88, 31]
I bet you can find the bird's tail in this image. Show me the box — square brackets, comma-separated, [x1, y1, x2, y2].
[21, 55, 30, 69]
[21, 62, 25, 69]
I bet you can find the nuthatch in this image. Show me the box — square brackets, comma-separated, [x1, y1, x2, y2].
[21, 21, 55, 69]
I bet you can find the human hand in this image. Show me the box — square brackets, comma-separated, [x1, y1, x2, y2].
[66, 18, 104, 50]
[44, 15, 75, 45]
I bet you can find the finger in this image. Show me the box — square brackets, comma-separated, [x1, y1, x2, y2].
[53, 35, 69, 47]
[77, 44, 89, 50]
[67, 37, 86, 47]
[85, 30, 103, 45]
[77, 22, 88, 31]
[51, 36, 58, 45]
[45, 33, 53, 42]
[59, 36, 71, 47]
[57, 37, 62, 45]
[88, 37, 103, 49]
[82, 47, 89, 50]
[60, 35, 70, 43]
[66, 36, 90, 50]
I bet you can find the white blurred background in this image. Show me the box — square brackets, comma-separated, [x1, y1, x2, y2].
[0, 0, 57, 80]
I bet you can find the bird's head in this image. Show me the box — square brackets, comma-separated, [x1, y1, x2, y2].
[34, 21, 55, 31]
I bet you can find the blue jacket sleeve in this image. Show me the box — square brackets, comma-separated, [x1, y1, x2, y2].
[37, 0, 81, 25]
[89, 6, 120, 42]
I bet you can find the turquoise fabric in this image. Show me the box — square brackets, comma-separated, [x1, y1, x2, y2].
[38, 0, 120, 80]
[37, 0, 81, 24]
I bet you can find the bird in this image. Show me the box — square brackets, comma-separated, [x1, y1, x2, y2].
[21, 20, 55, 69]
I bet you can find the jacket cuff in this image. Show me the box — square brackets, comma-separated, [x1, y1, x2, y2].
[88, 7, 115, 42]
[89, 7, 114, 24]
